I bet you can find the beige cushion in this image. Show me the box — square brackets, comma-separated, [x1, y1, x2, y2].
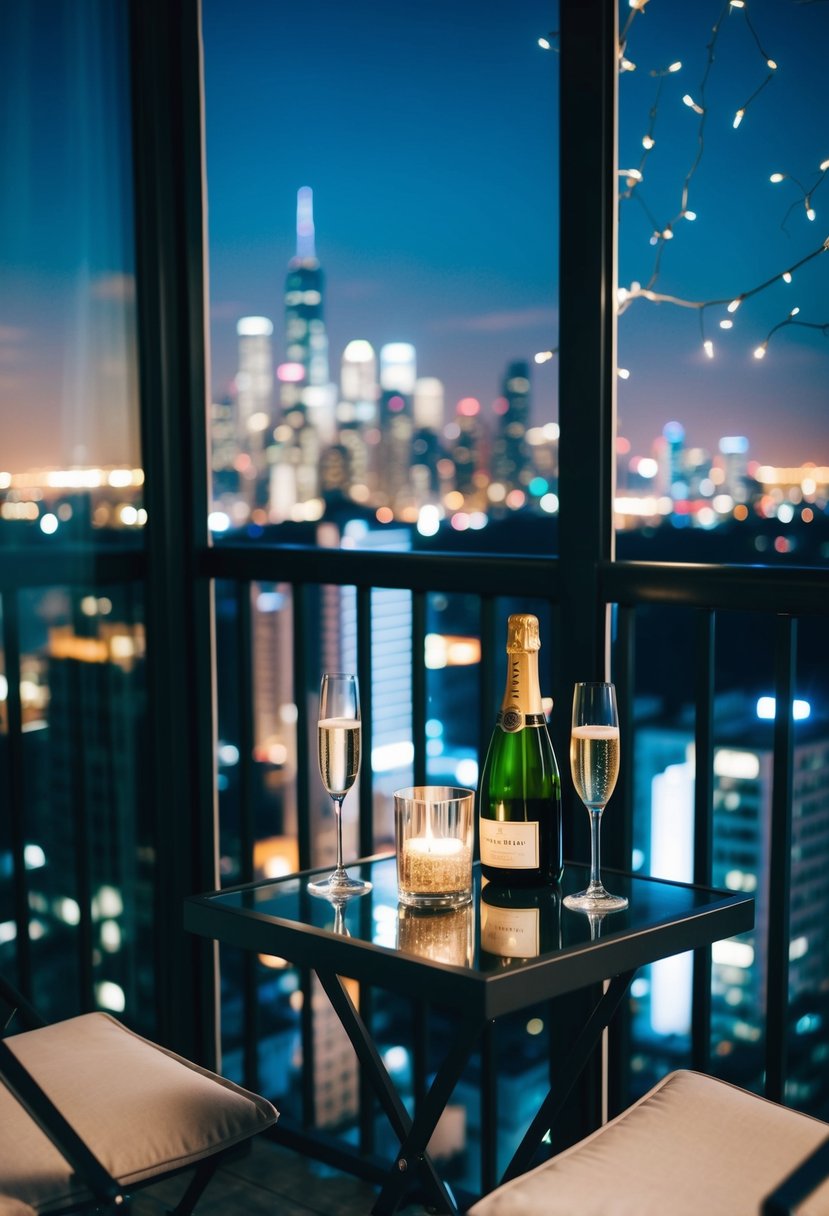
[0, 1012, 278, 1212]
[0, 1200, 37, 1216]
[470, 1070, 829, 1216]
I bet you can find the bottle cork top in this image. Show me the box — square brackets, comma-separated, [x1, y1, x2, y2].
[506, 613, 541, 653]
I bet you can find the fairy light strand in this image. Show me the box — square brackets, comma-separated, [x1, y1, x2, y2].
[614, 1, 829, 361]
[540, 2, 824, 363]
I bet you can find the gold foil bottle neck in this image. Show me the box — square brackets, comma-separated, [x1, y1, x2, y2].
[506, 614, 541, 653]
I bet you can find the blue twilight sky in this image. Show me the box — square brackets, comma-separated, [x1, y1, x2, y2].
[203, 0, 829, 468]
[0, 0, 826, 471]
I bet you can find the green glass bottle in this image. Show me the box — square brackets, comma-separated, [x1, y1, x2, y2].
[478, 614, 562, 886]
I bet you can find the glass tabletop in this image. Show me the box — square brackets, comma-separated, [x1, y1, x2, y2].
[198, 855, 752, 979]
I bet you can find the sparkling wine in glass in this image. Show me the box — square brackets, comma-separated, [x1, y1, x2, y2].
[563, 681, 628, 914]
[308, 674, 371, 899]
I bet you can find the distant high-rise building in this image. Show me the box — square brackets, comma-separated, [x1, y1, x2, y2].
[273, 188, 337, 505]
[283, 188, 329, 400]
[413, 377, 444, 432]
[379, 343, 417, 399]
[235, 316, 274, 449]
[378, 343, 417, 505]
[339, 339, 378, 424]
[491, 360, 532, 491]
[452, 398, 485, 497]
[719, 436, 750, 503]
[632, 692, 829, 1106]
[659, 420, 687, 499]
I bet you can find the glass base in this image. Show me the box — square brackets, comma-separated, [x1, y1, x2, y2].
[307, 869, 372, 900]
[563, 884, 628, 914]
[397, 889, 472, 911]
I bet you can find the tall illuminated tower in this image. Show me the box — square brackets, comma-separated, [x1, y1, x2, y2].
[283, 187, 329, 411]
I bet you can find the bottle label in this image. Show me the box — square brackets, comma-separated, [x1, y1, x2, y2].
[479, 819, 540, 869]
[497, 711, 546, 734]
[481, 904, 540, 957]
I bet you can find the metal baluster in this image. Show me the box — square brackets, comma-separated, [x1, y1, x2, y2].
[292, 584, 316, 1126]
[2, 590, 31, 997]
[235, 581, 259, 1094]
[691, 609, 715, 1075]
[293, 583, 311, 872]
[607, 602, 635, 1117]
[765, 615, 797, 1103]
[357, 586, 374, 860]
[479, 597, 497, 780]
[412, 590, 427, 788]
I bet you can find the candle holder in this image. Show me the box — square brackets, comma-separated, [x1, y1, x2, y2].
[394, 786, 474, 909]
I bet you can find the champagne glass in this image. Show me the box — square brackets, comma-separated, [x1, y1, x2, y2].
[308, 674, 371, 899]
[563, 681, 628, 914]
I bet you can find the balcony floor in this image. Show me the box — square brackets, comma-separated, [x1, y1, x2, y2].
[134, 1138, 436, 1215]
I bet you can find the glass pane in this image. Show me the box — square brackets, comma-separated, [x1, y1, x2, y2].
[203, 0, 559, 553]
[616, 1, 829, 563]
[0, 2, 142, 540]
[0, 4, 152, 1034]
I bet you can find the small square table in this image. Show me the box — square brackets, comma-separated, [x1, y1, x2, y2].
[185, 856, 753, 1215]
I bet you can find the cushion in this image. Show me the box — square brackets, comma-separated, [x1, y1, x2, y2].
[469, 1070, 829, 1216]
[0, 1012, 278, 1212]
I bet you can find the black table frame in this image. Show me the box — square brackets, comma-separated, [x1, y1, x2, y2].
[185, 857, 754, 1214]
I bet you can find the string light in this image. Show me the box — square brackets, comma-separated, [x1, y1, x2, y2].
[610, 4, 825, 365]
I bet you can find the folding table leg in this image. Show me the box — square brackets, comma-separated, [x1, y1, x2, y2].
[314, 969, 481, 1216]
[499, 969, 635, 1185]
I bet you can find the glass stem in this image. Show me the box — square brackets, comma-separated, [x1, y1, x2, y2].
[334, 796, 345, 873]
[589, 808, 603, 890]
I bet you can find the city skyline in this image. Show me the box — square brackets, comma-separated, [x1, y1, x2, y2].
[2, 0, 827, 474]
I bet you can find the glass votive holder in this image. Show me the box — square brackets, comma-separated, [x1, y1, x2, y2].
[394, 785, 474, 909]
[397, 903, 474, 967]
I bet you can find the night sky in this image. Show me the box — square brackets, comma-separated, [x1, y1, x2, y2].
[1, 0, 827, 471]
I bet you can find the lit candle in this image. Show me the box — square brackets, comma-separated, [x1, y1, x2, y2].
[399, 836, 471, 898]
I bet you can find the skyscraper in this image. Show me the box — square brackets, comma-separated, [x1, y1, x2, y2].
[491, 360, 532, 492]
[282, 187, 330, 418]
[378, 342, 417, 506]
[273, 188, 335, 508]
[235, 317, 274, 509]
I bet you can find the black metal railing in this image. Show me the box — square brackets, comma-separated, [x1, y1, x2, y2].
[201, 542, 829, 1175]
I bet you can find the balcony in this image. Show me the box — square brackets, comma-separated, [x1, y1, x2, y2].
[2, 0, 829, 1212]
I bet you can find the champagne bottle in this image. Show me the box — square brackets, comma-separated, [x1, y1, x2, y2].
[478, 614, 562, 886]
